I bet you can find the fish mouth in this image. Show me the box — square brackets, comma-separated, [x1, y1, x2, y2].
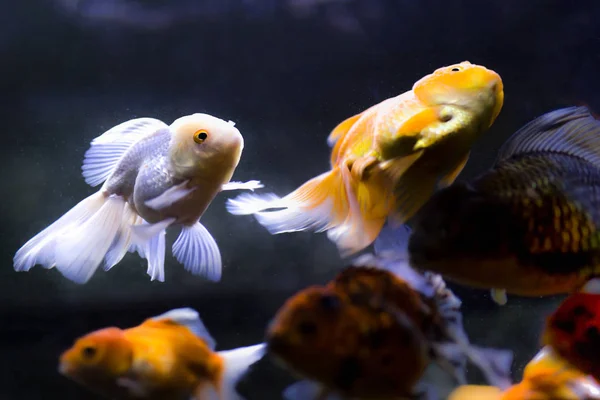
[58, 360, 72, 376]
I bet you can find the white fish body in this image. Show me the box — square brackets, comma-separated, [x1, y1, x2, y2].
[14, 114, 262, 284]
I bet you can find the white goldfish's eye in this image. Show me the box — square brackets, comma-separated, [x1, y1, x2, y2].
[193, 130, 208, 144]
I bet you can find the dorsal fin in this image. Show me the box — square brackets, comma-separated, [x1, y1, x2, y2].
[327, 112, 362, 148]
[495, 106, 600, 166]
[82, 117, 169, 187]
[151, 307, 216, 350]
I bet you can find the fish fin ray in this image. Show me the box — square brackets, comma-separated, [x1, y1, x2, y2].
[438, 152, 470, 188]
[221, 180, 264, 191]
[82, 118, 168, 187]
[144, 180, 195, 210]
[103, 203, 140, 271]
[426, 273, 514, 390]
[172, 222, 222, 282]
[52, 194, 126, 283]
[14, 191, 106, 274]
[496, 106, 600, 167]
[131, 218, 174, 282]
[327, 113, 362, 147]
[226, 169, 348, 234]
[379, 150, 424, 184]
[151, 307, 217, 350]
[217, 343, 266, 400]
[393, 166, 438, 224]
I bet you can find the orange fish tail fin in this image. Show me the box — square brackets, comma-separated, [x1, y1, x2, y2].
[227, 166, 390, 256]
[211, 343, 265, 400]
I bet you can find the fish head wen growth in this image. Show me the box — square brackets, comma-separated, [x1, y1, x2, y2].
[59, 327, 133, 394]
[169, 113, 244, 185]
[413, 61, 504, 128]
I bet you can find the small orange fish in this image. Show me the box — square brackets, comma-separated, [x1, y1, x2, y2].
[543, 280, 600, 383]
[266, 255, 512, 399]
[448, 346, 600, 400]
[227, 61, 503, 256]
[59, 308, 265, 400]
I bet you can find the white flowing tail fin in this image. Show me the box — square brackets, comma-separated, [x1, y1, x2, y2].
[217, 343, 266, 400]
[14, 191, 131, 284]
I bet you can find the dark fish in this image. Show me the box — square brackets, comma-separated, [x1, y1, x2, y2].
[378, 106, 600, 305]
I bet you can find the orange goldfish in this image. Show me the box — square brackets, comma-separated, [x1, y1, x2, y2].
[59, 308, 265, 400]
[227, 61, 504, 256]
[266, 255, 512, 399]
[448, 346, 600, 400]
[543, 279, 600, 383]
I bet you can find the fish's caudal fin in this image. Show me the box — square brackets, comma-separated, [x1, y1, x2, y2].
[216, 343, 266, 400]
[14, 191, 131, 284]
[172, 222, 222, 282]
[226, 166, 390, 256]
[425, 273, 514, 390]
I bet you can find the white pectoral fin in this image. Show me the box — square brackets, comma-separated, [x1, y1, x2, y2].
[82, 118, 169, 187]
[131, 218, 174, 282]
[172, 221, 222, 281]
[144, 180, 195, 211]
[221, 180, 264, 192]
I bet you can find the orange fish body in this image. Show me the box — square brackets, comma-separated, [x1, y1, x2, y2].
[227, 61, 504, 256]
[266, 260, 512, 399]
[449, 346, 600, 400]
[543, 286, 600, 382]
[59, 308, 265, 400]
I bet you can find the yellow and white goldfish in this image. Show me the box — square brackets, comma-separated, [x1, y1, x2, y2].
[59, 307, 265, 400]
[14, 114, 262, 283]
[227, 61, 504, 256]
[448, 346, 600, 400]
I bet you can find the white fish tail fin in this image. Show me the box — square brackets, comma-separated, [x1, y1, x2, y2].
[217, 343, 266, 400]
[131, 218, 174, 282]
[172, 222, 222, 282]
[425, 273, 514, 390]
[14, 191, 130, 284]
[103, 202, 141, 271]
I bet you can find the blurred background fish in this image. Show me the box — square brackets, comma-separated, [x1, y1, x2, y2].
[59, 307, 265, 400]
[542, 279, 600, 384]
[448, 346, 600, 400]
[384, 106, 600, 305]
[227, 61, 503, 257]
[265, 256, 512, 399]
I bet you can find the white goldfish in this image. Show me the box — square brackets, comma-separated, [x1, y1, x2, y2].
[14, 113, 262, 284]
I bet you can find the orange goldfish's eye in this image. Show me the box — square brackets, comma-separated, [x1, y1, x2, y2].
[81, 346, 97, 360]
[194, 130, 208, 144]
[451, 67, 461, 72]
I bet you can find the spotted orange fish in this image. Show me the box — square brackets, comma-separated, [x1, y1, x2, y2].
[266, 255, 513, 399]
[542, 279, 600, 384]
[227, 61, 504, 257]
[59, 308, 265, 400]
[448, 346, 600, 400]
